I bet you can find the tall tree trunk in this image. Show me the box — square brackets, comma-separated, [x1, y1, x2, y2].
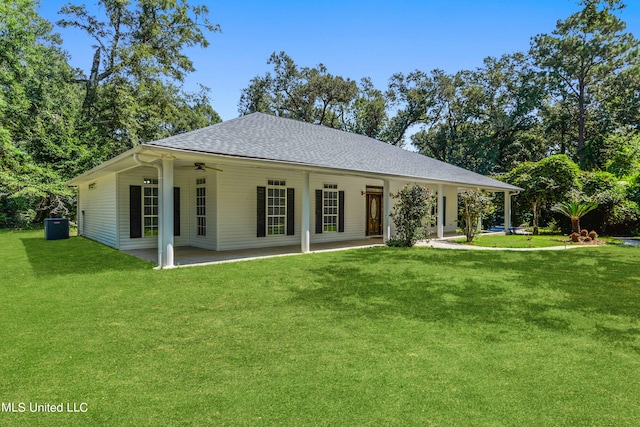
[82, 48, 101, 117]
[571, 217, 580, 234]
[532, 200, 539, 235]
[577, 73, 586, 164]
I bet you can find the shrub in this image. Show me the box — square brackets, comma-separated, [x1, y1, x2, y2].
[547, 218, 560, 233]
[584, 236, 592, 242]
[570, 232, 580, 242]
[385, 238, 406, 248]
[580, 229, 588, 237]
[589, 230, 598, 239]
[390, 184, 436, 247]
[459, 190, 494, 242]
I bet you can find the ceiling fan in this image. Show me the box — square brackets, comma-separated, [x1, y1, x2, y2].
[180, 162, 223, 172]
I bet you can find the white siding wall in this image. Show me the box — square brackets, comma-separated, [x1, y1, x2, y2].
[216, 165, 302, 251]
[309, 174, 379, 244]
[215, 166, 385, 251]
[78, 174, 117, 248]
[117, 167, 191, 250]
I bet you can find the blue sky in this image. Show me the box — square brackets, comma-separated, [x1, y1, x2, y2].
[38, 0, 640, 121]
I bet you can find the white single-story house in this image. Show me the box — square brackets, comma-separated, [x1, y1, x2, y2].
[67, 112, 521, 268]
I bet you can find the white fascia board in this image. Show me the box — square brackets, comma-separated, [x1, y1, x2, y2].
[66, 145, 145, 186]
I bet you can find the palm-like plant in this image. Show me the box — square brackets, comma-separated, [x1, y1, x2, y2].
[551, 200, 598, 234]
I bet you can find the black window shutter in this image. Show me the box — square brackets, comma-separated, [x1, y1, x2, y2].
[257, 186, 266, 237]
[338, 190, 345, 232]
[287, 188, 295, 236]
[315, 189, 323, 234]
[129, 185, 142, 239]
[442, 196, 446, 228]
[174, 187, 180, 237]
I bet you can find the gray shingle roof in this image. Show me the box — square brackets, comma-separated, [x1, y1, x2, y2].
[145, 112, 519, 191]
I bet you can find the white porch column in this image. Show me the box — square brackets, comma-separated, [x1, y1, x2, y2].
[437, 184, 444, 239]
[504, 191, 511, 235]
[383, 179, 391, 242]
[301, 171, 310, 253]
[162, 156, 174, 268]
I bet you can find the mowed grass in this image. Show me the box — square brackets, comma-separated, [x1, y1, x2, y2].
[457, 233, 623, 248]
[1, 230, 640, 426]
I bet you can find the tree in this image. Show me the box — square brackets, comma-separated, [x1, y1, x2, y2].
[410, 70, 473, 164]
[57, 0, 221, 161]
[502, 154, 581, 234]
[383, 70, 437, 146]
[458, 190, 494, 242]
[470, 54, 547, 174]
[343, 78, 388, 139]
[531, 0, 638, 165]
[411, 55, 546, 175]
[58, 0, 219, 115]
[0, 0, 83, 226]
[0, 128, 73, 227]
[0, 0, 222, 227]
[602, 131, 640, 177]
[551, 200, 598, 234]
[389, 184, 436, 247]
[579, 170, 638, 233]
[238, 52, 358, 128]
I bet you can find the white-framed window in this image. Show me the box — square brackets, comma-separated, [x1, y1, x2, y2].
[267, 180, 286, 236]
[323, 184, 338, 232]
[143, 186, 159, 237]
[196, 178, 206, 237]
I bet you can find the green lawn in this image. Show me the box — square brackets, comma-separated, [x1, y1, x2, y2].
[1, 230, 640, 426]
[454, 233, 624, 248]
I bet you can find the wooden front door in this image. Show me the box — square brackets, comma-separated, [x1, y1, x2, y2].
[366, 193, 382, 236]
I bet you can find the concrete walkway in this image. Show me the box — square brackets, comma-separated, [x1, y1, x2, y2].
[417, 239, 592, 251]
[419, 235, 640, 251]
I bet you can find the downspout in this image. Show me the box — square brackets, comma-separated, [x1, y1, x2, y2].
[133, 152, 163, 268]
[73, 186, 80, 236]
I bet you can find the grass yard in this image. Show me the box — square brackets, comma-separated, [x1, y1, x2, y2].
[1, 230, 640, 426]
[455, 233, 624, 248]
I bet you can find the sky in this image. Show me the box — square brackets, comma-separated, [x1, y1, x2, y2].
[37, 0, 640, 122]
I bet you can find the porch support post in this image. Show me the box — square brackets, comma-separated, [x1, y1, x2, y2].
[437, 184, 444, 239]
[162, 156, 174, 268]
[504, 191, 511, 235]
[383, 179, 391, 242]
[301, 171, 310, 253]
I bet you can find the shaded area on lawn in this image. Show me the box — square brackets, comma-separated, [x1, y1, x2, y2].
[289, 247, 640, 351]
[20, 235, 152, 277]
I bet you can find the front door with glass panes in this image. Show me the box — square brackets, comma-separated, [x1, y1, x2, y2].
[366, 190, 382, 236]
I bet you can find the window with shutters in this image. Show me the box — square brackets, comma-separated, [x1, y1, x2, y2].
[143, 185, 159, 237]
[196, 178, 206, 237]
[323, 184, 338, 232]
[267, 180, 286, 235]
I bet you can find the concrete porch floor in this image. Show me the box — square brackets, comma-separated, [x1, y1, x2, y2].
[124, 238, 385, 267]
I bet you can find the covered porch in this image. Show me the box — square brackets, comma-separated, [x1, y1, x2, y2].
[125, 238, 385, 268]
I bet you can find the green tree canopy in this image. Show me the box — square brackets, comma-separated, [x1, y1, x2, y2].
[502, 154, 581, 234]
[531, 0, 639, 166]
[238, 51, 359, 129]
